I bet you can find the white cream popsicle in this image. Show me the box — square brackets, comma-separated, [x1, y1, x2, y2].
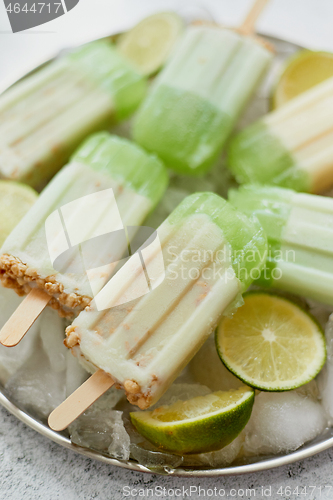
[229, 184, 333, 305]
[133, 25, 272, 176]
[65, 192, 267, 409]
[228, 75, 333, 193]
[0, 133, 168, 318]
[0, 40, 147, 187]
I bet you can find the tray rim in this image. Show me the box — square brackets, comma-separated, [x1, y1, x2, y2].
[1, 28, 332, 477]
[2, 388, 333, 477]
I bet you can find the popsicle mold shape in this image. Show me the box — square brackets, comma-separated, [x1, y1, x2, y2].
[133, 25, 272, 176]
[0, 40, 147, 187]
[0, 133, 167, 318]
[228, 76, 333, 193]
[229, 184, 333, 305]
[65, 192, 267, 409]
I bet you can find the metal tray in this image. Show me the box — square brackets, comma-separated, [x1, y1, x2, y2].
[1, 24, 332, 476]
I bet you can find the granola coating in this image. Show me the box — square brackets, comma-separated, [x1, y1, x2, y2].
[0, 254, 91, 319]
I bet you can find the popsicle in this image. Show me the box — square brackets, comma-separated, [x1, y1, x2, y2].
[0, 40, 147, 188]
[132, 0, 273, 176]
[0, 132, 167, 346]
[228, 75, 333, 193]
[229, 184, 333, 305]
[48, 192, 267, 431]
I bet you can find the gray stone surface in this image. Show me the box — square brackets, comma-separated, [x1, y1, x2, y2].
[1, 405, 333, 500]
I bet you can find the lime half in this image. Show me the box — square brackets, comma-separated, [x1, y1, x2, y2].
[272, 50, 333, 108]
[216, 292, 326, 392]
[117, 12, 184, 76]
[130, 387, 254, 455]
[0, 181, 37, 246]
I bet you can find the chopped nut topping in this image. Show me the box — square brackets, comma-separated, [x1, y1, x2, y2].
[137, 396, 150, 410]
[124, 379, 141, 394]
[0, 254, 92, 319]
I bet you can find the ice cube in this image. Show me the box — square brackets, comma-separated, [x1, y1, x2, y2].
[40, 308, 67, 373]
[130, 442, 183, 469]
[189, 336, 244, 391]
[0, 287, 41, 384]
[317, 314, 333, 422]
[121, 411, 184, 469]
[306, 299, 332, 329]
[70, 409, 114, 453]
[184, 432, 245, 468]
[69, 386, 125, 455]
[5, 337, 67, 419]
[170, 154, 237, 200]
[4, 307, 67, 418]
[108, 411, 131, 460]
[244, 392, 327, 456]
[65, 350, 89, 397]
[295, 379, 319, 400]
[70, 408, 130, 460]
[318, 363, 333, 425]
[93, 386, 124, 411]
[324, 313, 333, 358]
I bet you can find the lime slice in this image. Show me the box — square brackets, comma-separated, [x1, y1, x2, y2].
[130, 387, 254, 455]
[117, 12, 184, 76]
[272, 50, 333, 109]
[216, 292, 326, 392]
[0, 181, 37, 246]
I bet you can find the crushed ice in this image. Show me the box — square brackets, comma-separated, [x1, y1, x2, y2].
[0, 284, 332, 468]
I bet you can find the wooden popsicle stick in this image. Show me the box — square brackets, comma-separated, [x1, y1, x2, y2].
[238, 0, 269, 36]
[0, 288, 50, 347]
[48, 369, 115, 431]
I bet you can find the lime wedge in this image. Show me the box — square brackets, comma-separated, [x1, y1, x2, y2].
[272, 50, 333, 108]
[216, 292, 326, 392]
[117, 12, 184, 76]
[130, 387, 254, 455]
[0, 181, 38, 246]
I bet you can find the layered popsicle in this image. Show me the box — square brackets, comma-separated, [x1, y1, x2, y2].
[133, 25, 273, 175]
[228, 76, 333, 193]
[0, 132, 168, 318]
[0, 40, 147, 187]
[229, 184, 333, 305]
[64, 192, 267, 409]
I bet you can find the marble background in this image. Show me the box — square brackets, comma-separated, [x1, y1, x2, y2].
[1, 1, 333, 498]
[2, 406, 333, 499]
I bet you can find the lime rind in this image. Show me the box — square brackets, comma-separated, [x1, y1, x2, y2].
[215, 291, 327, 392]
[130, 388, 254, 455]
